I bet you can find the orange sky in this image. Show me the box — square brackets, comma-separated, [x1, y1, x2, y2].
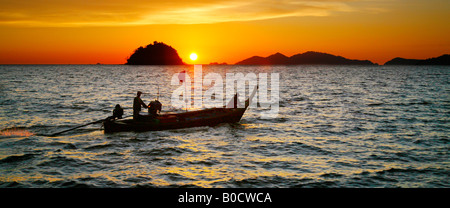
[0, 0, 448, 65]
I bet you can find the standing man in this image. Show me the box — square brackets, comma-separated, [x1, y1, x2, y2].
[133, 91, 148, 120]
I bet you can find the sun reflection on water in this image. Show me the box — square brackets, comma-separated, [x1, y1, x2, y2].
[0, 128, 35, 137]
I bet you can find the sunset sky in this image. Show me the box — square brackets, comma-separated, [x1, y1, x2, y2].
[0, 0, 448, 65]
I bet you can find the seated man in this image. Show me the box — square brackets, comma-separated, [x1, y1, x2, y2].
[148, 100, 162, 117]
[106, 104, 123, 121]
[112, 104, 124, 119]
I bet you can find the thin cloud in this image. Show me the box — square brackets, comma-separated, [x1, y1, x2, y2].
[0, 0, 382, 27]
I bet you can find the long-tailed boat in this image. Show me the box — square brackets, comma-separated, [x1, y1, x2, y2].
[103, 87, 257, 133]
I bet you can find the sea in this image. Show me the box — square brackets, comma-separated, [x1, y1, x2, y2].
[0, 65, 448, 188]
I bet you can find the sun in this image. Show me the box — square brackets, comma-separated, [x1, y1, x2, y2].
[189, 53, 198, 61]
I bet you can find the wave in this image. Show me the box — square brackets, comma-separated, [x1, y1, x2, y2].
[394, 100, 433, 106]
[83, 143, 114, 150]
[0, 181, 27, 188]
[219, 175, 327, 188]
[367, 103, 384, 106]
[40, 179, 97, 188]
[0, 153, 36, 164]
[137, 147, 192, 157]
[374, 167, 444, 175]
[36, 155, 102, 172]
[289, 141, 333, 155]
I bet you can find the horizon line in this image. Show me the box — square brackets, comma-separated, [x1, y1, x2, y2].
[1, 53, 448, 66]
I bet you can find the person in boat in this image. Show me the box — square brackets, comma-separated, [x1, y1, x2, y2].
[133, 91, 148, 120]
[113, 104, 124, 119]
[106, 104, 124, 120]
[148, 100, 162, 117]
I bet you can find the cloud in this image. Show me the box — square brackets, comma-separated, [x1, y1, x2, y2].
[141, 0, 354, 24]
[0, 0, 378, 27]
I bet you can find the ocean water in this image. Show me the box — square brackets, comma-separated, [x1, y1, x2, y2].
[0, 65, 448, 188]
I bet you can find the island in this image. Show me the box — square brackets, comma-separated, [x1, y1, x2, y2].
[208, 62, 228, 65]
[384, 54, 449, 65]
[235, 51, 376, 65]
[126, 41, 184, 65]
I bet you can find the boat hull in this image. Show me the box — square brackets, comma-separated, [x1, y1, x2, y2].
[103, 107, 247, 133]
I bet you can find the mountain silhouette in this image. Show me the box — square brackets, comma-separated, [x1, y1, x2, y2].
[235, 51, 375, 65]
[235, 56, 269, 65]
[384, 58, 419, 65]
[384, 54, 450, 65]
[126, 41, 184, 65]
[266, 52, 290, 64]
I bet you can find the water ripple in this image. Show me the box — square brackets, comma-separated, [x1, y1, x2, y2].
[0, 65, 449, 187]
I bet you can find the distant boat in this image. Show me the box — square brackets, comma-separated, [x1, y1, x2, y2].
[103, 87, 257, 133]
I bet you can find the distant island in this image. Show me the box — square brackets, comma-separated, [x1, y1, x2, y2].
[384, 54, 450, 65]
[209, 62, 228, 65]
[235, 51, 376, 65]
[126, 41, 184, 65]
